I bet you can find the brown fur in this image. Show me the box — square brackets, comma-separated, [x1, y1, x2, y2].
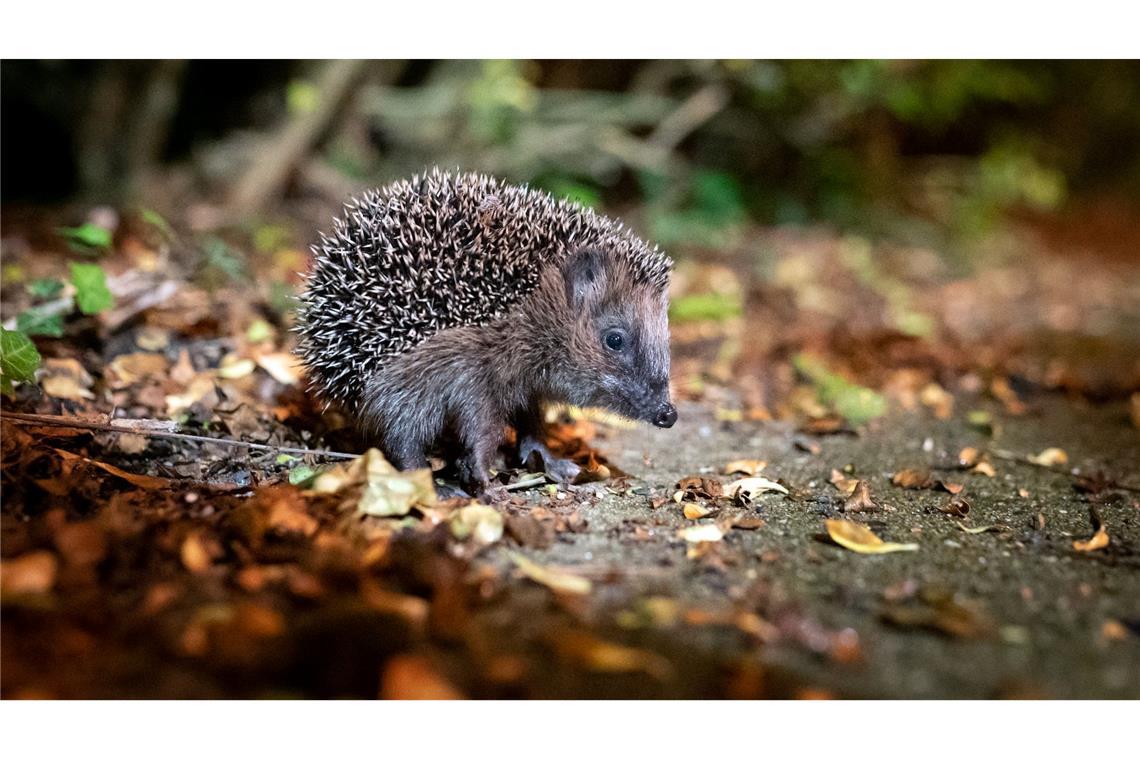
[360, 246, 674, 494]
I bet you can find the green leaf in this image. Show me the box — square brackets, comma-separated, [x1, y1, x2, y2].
[669, 292, 743, 323]
[69, 263, 114, 315]
[16, 308, 64, 337]
[793, 353, 887, 426]
[1, 328, 42, 390]
[57, 223, 113, 251]
[140, 208, 175, 240]
[288, 465, 319, 486]
[26, 278, 64, 299]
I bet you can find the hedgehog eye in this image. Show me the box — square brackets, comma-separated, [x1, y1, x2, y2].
[603, 330, 625, 352]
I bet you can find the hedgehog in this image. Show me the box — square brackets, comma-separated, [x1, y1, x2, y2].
[296, 169, 676, 495]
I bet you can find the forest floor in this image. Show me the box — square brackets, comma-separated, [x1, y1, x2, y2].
[2, 206, 1138, 698]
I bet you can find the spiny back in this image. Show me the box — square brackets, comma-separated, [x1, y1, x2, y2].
[296, 169, 672, 407]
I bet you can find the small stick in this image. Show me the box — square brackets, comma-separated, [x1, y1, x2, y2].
[0, 410, 359, 461]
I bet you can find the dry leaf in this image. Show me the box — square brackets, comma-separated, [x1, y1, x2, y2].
[449, 504, 504, 545]
[829, 469, 859, 496]
[254, 352, 301, 385]
[180, 531, 215, 574]
[309, 448, 436, 517]
[958, 447, 981, 467]
[107, 352, 169, 387]
[683, 502, 713, 519]
[731, 516, 766, 531]
[1073, 526, 1109, 552]
[40, 358, 95, 400]
[679, 523, 724, 543]
[53, 448, 171, 489]
[724, 476, 788, 505]
[956, 523, 1006, 534]
[380, 654, 465, 699]
[972, 461, 996, 477]
[938, 495, 971, 517]
[825, 519, 919, 554]
[920, 383, 954, 419]
[509, 552, 591, 595]
[551, 630, 673, 680]
[891, 469, 933, 489]
[843, 480, 879, 512]
[217, 354, 256, 379]
[0, 551, 58, 594]
[675, 476, 722, 500]
[723, 459, 766, 476]
[1029, 447, 1069, 467]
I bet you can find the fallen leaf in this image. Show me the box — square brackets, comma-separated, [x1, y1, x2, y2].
[971, 461, 996, 477]
[509, 552, 591, 595]
[938, 495, 971, 517]
[217, 354, 256, 379]
[675, 476, 722, 500]
[40, 358, 95, 400]
[53, 448, 172, 489]
[449, 504, 504, 545]
[958, 447, 981, 467]
[843, 480, 879, 513]
[724, 476, 788, 505]
[956, 523, 1007, 534]
[1073, 526, 1109, 552]
[731, 516, 766, 530]
[106, 352, 169, 387]
[829, 468, 859, 496]
[0, 551, 58, 594]
[679, 523, 724, 543]
[310, 448, 435, 517]
[1029, 447, 1069, 467]
[825, 519, 918, 554]
[254, 352, 301, 385]
[891, 469, 933, 489]
[683, 502, 713, 519]
[380, 655, 465, 699]
[550, 630, 673, 680]
[920, 383, 954, 419]
[882, 586, 992, 637]
[181, 531, 216, 574]
[723, 459, 767, 476]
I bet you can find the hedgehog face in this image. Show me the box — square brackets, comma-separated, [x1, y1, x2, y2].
[559, 247, 676, 427]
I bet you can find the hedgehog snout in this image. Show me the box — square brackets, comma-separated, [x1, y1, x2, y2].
[652, 402, 678, 428]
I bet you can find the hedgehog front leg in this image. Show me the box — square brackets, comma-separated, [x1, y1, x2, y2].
[513, 405, 581, 484]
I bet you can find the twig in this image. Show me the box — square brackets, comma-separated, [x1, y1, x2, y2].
[0, 411, 359, 461]
[502, 473, 550, 492]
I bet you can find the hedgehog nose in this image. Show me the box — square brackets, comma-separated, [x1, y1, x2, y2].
[653, 403, 677, 428]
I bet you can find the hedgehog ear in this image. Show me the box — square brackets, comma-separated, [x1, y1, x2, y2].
[563, 247, 604, 309]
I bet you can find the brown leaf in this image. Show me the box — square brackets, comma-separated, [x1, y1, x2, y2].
[1028, 447, 1069, 467]
[843, 480, 879, 513]
[829, 468, 859, 496]
[891, 468, 933, 489]
[723, 459, 767, 476]
[957, 447, 981, 467]
[550, 630, 673, 680]
[509, 552, 591, 595]
[675, 476, 722, 500]
[938, 495, 971, 517]
[107, 352, 170, 388]
[0, 551, 59, 594]
[181, 531, 218, 574]
[380, 655, 465, 699]
[40, 358, 95, 401]
[53, 448, 172, 490]
[506, 513, 554, 549]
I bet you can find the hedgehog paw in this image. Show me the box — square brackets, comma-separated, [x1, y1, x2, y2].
[519, 436, 580, 483]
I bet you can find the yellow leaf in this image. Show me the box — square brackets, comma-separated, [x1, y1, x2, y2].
[217, 355, 256, 379]
[1028, 447, 1068, 467]
[723, 459, 767, 476]
[683, 502, 712, 519]
[825, 519, 918, 554]
[449, 504, 504, 544]
[308, 448, 436, 517]
[40, 358, 95, 400]
[679, 523, 724, 543]
[509, 552, 592, 595]
[1073, 526, 1109, 552]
